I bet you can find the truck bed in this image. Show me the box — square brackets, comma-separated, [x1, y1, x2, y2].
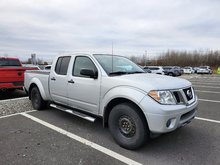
[24, 70, 51, 100]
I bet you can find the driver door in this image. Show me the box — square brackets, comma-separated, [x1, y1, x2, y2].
[67, 56, 100, 114]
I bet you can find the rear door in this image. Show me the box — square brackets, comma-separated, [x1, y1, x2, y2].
[67, 55, 101, 114]
[50, 56, 71, 105]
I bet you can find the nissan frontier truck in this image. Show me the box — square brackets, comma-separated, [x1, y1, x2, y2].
[24, 54, 198, 150]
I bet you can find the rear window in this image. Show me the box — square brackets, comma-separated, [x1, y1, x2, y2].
[0, 59, 21, 67]
[44, 65, 51, 70]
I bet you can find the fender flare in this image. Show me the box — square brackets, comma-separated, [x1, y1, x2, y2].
[29, 77, 47, 100]
[100, 86, 147, 126]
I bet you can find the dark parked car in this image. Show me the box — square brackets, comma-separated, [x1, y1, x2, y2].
[163, 66, 181, 76]
[174, 66, 184, 75]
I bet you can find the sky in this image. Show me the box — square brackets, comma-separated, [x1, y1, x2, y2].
[0, 0, 220, 62]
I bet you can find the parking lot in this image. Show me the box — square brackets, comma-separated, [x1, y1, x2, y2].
[0, 75, 219, 165]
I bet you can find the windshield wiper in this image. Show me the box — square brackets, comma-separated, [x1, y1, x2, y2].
[127, 71, 145, 74]
[109, 71, 145, 76]
[109, 71, 128, 76]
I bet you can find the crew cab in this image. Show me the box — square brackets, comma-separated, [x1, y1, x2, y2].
[0, 57, 38, 91]
[24, 54, 198, 149]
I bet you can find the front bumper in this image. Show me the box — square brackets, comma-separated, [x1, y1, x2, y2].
[139, 95, 198, 133]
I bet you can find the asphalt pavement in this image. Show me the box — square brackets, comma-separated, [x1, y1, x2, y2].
[0, 74, 220, 165]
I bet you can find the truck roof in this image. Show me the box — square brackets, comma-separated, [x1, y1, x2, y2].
[0, 57, 22, 67]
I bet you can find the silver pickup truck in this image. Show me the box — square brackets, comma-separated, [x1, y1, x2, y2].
[24, 54, 198, 150]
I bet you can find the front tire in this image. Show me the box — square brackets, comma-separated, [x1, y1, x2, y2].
[108, 103, 149, 150]
[30, 87, 46, 110]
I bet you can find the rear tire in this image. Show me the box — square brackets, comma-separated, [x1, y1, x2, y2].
[108, 103, 149, 150]
[30, 87, 46, 110]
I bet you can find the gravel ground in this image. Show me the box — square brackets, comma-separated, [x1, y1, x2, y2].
[0, 98, 33, 117]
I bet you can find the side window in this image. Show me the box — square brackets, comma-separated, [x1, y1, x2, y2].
[59, 57, 71, 75]
[73, 56, 97, 78]
[55, 56, 71, 75]
[55, 57, 62, 74]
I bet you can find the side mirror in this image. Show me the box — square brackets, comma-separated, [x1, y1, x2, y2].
[80, 69, 98, 79]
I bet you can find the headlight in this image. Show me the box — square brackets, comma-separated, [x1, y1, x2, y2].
[148, 90, 176, 105]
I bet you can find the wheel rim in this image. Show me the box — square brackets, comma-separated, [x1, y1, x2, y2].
[118, 115, 136, 137]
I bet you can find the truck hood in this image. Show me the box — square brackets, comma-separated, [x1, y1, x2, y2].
[108, 73, 191, 92]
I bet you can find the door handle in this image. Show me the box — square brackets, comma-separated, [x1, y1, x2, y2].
[68, 79, 75, 84]
[51, 77, 56, 81]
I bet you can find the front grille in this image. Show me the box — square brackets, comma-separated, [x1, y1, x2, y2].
[171, 86, 195, 105]
[12, 82, 24, 86]
[172, 91, 184, 104]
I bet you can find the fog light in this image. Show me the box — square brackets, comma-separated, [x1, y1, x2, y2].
[166, 118, 176, 129]
[166, 119, 171, 127]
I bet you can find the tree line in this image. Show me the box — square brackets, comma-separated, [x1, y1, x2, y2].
[130, 50, 220, 68]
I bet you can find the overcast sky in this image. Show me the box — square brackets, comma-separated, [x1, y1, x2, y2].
[0, 0, 220, 61]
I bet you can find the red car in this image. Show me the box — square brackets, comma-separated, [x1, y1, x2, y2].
[0, 57, 38, 91]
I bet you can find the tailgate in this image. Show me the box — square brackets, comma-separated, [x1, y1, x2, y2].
[0, 68, 25, 83]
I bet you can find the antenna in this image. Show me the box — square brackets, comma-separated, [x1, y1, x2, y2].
[112, 41, 113, 55]
[112, 41, 114, 72]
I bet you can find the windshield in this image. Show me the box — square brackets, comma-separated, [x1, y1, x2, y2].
[94, 54, 144, 75]
[0, 59, 21, 67]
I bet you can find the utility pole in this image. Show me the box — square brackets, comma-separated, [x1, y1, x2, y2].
[112, 41, 114, 55]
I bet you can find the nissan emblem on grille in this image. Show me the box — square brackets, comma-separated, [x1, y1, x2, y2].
[187, 89, 193, 99]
